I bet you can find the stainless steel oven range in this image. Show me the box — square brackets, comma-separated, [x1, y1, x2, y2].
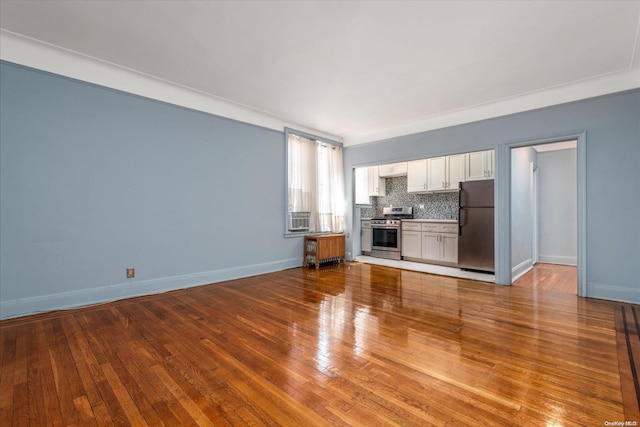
[370, 207, 413, 260]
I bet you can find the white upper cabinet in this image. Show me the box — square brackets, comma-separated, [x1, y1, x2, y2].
[378, 162, 408, 178]
[354, 166, 386, 202]
[407, 159, 428, 193]
[355, 166, 386, 201]
[368, 166, 386, 196]
[448, 154, 466, 189]
[426, 154, 465, 191]
[427, 157, 447, 191]
[465, 150, 494, 181]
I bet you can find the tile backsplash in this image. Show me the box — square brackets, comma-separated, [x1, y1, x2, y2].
[360, 176, 459, 219]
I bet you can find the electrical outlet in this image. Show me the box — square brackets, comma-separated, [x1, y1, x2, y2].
[419, 204, 425, 209]
[126, 267, 135, 278]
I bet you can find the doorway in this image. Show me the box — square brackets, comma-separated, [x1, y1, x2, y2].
[510, 140, 578, 294]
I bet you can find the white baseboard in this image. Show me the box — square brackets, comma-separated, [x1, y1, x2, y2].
[538, 255, 577, 266]
[0, 258, 301, 320]
[511, 258, 533, 282]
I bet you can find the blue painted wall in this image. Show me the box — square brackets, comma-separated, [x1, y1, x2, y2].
[344, 89, 640, 303]
[0, 61, 303, 318]
[2, 60, 638, 315]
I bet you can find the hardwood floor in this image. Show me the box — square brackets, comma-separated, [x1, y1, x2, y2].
[512, 263, 578, 294]
[1, 262, 638, 426]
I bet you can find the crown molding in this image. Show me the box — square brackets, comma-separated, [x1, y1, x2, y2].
[3, 29, 637, 148]
[0, 30, 342, 142]
[342, 67, 640, 146]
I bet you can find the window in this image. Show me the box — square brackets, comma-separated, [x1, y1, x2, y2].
[286, 128, 345, 234]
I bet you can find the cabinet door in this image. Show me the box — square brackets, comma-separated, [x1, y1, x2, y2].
[378, 162, 408, 177]
[402, 231, 422, 258]
[407, 159, 428, 193]
[368, 166, 386, 196]
[427, 157, 447, 191]
[440, 234, 458, 264]
[447, 154, 465, 190]
[485, 150, 495, 179]
[465, 151, 487, 181]
[421, 232, 440, 261]
[362, 227, 372, 253]
[465, 150, 494, 181]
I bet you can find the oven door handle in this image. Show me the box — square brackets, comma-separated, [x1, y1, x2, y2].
[371, 225, 400, 229]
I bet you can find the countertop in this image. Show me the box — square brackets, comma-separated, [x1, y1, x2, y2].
[361, 218, 458, 223]
[402, 219, 458, 224]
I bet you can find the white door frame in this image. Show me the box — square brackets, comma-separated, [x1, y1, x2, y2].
[495, 132, 586, 297]
[531, 161, 539, 265]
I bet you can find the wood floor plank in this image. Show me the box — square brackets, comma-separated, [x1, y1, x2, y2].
[616, 304, 640, 422]
[0, 326, 16, 426]
[48, 317, 87, 426]
[73, 313, 132, 426]
[150, 364, 219, 427]
[25, 324, 47, 426]
[0, 262, 634, 425]
[100, 362, 148, 426]
[12, 325, 30, 427]
[61, 315, 111, 426]
[33, 322, 63, 427]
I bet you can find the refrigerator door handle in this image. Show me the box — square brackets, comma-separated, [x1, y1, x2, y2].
[459, 209, 465, 236]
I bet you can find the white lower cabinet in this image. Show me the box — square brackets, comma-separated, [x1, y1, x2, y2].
[401, 230, 422, 258]
[402, 221, 458, 266]
[421, 232, 440, 260]
[361, 220, 372, 254]
[440, 233, 459, 264]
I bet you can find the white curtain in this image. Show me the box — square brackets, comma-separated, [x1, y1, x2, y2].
[288, 133, 344, 233]
[317, 143, 345, 233]
[288, 134, 318, 231]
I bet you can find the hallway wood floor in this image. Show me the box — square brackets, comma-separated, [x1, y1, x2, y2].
[1, 263, 638, 426]
[513, 263, 578, 294]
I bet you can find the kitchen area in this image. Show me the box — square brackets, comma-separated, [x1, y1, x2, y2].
[355, 150, 495, 282]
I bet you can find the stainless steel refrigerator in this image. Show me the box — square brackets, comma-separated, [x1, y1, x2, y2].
[458, 180, 494, 273]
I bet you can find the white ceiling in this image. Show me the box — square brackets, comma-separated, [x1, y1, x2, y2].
[1, 1, 639, 146]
